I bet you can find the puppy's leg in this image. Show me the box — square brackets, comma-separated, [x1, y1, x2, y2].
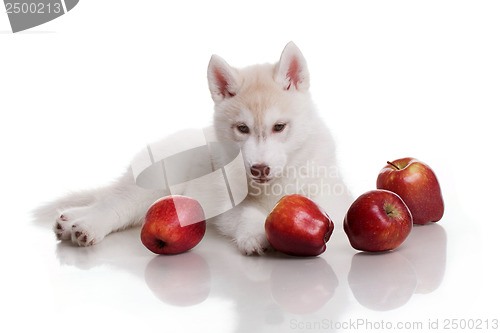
[53, 168, 167, 246]
[214, 198, 270, 255]
[33, 188, 98, 224]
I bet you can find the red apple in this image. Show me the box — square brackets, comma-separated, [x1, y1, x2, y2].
[343, 190, 412, 252]
[141, 195, 206, 255]
[376, 158, 444, 225]
[265, 194, 334, 256]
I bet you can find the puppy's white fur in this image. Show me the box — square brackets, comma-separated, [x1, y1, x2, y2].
[35, 42, 345, 255]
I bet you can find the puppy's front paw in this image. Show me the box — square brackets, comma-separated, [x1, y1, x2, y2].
[54, 213, 72, 241]
[54, 206, 109, 247]
[236, 232, 271, 256]
[70, 223, 102, 246]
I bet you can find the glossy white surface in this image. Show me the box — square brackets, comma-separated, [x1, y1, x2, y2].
[1, 1, 499, 332]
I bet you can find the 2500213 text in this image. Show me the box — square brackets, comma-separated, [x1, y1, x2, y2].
[5, 2, 62, 14]
[441, 318, 498, 330]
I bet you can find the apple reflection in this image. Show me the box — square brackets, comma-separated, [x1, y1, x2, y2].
[348, 223, 447, 310]
[398, 223, 447, 293]
[348, 251, 417, 311]
[144, 252, 211, 306]
[270, 257, 338, 314]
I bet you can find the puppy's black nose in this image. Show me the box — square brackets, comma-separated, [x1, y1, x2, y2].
[250, 164, 270, 178]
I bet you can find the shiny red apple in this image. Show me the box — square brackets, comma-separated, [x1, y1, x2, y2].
[141, 195, 206, 255]
[265, 194, 334, 256]
[344, 190, 412, 252]
[376, 158, 444, 225]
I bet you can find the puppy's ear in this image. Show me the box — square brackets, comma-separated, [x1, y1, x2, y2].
[207, 55, 241, 103]
[275, 42, 310, 91]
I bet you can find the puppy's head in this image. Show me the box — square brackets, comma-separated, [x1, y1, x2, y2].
[208, 42, 316, 184]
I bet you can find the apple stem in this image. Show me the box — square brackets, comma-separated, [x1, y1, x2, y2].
[387, 161, 400, 170]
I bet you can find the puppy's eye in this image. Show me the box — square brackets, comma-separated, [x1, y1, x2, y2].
[237, 124, 250, 134]
[273, 123, 286, 132]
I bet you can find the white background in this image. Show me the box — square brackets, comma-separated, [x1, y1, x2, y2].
[1, 1, 499, 332]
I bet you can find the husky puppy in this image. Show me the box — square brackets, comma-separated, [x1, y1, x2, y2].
[37, 42, 345, 255]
